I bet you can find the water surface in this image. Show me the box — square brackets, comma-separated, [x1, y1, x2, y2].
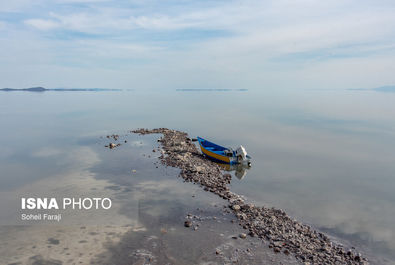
[0, 88, 394, 264]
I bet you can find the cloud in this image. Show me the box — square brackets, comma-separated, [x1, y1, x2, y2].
[1, 0, 395, 89]
[24, 11, 218, 33]
[0, 0, 36, 12]
[129, 15, 200, 30]
[56, 0, 110, 3]
[25, 18, 60, 30]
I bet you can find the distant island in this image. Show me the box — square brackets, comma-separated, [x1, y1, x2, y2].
[176, 88, 248, 92]
[348, 85, 395, 93]
[1, 87, 47, 92]
[373, 85, 395, 92]
[0, 87, 125, 92]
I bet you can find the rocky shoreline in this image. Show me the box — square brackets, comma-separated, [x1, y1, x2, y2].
[132, 128, 369, 265]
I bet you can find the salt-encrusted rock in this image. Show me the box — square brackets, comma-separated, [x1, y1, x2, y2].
[232, 205, 241, 211]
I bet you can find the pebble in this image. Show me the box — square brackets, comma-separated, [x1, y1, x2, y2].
[232, 205, 241, 211]
[239, 233, 247, 239]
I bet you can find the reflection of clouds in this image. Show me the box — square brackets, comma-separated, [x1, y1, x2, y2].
[67, 146, 100, 169]
[0, 146, 16, 159]
[131, 180, 203, 218]
[130, 140, 146, 147]
[32, 147, 62, 157]
[0, 151, 133, 226]
[199, 105, 395, 167]
[32, 146, 100, 170]
[253, 184, 395, 254]
[0, 146, 115, 225]
[246, 121, 395, 166]
[310, 197, 395, 249]
[134, 179, 196, 197]
[31, 146, 100, 168]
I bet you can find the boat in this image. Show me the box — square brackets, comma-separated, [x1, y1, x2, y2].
[197, 137, 251, 165]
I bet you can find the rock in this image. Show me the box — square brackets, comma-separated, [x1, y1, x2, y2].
[195, 166, 205, 172]
[232, 205, 241, 211]
[109, 143, 116, 149]
[223, 173, 232, 179]
[47, 238, 60, 245]
[184, 221, 192, 227]
[239, 233, 247, 239]
[272, 241, 283, 248]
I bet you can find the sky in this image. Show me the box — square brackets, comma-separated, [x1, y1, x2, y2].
[0, 0, 395, 90]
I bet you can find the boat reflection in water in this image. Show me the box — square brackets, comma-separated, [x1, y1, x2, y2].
[218, 163, 251, 180]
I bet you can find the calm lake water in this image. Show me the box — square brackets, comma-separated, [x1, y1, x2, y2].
[0, 89, 394, 264]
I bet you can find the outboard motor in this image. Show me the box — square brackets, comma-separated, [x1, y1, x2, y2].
[236, 145, 247, 162]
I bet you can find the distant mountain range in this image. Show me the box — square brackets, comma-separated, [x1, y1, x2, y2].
[372, 86, 395, 92]
[348, 85, 395, 92]
[176, 88, 248, 92]
[0, 87, 124, 92]
[1, 87, 47, 92]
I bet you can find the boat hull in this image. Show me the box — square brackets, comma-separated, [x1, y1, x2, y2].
[197, 137, 238, 164]
[199, 145, 237, 164]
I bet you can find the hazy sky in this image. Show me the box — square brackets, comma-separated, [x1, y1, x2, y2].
[1, 0, 394, 89]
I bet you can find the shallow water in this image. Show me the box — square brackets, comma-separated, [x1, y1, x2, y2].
[0, 89, 395, 264]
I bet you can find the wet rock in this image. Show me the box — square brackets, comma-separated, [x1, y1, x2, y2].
[27, 255, 62, 265]
[47, 238, 60, 245]
[108, 142, 121, 149]
[273, 247, 281, 253]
